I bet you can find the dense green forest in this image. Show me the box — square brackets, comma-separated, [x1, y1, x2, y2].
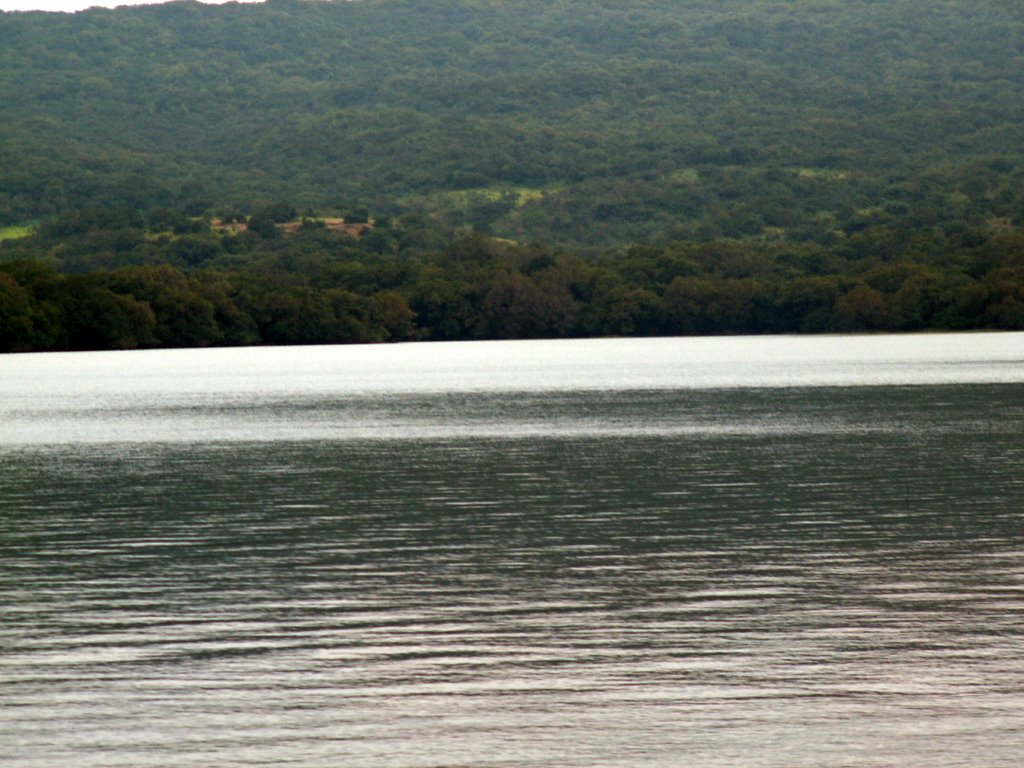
[2, 205, 1022, 352]
[1, 0, 1023, 350]
[2, 0, 1023, 244]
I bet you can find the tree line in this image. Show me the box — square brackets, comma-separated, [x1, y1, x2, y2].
[2, 207, 1021, 353]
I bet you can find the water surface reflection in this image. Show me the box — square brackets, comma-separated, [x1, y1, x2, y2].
[2, 337, 1023, 767]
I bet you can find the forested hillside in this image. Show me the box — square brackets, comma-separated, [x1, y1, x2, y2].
[1, 0, 1023, 350]
[1, 0, 1023, 245]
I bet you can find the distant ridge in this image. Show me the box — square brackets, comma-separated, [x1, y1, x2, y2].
[0, 0, 1022, 246]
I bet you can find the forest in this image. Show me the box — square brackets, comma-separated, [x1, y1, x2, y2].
[1, 0, 1023, 350]
[2, 204, 1022, 352]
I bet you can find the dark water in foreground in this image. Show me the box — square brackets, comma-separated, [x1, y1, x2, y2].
[2, 335, 1023, 767]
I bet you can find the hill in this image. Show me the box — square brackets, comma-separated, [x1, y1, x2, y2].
[1, 0, 1022, 247]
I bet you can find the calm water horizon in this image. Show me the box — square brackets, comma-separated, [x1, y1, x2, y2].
[2, 333, 1023, 767]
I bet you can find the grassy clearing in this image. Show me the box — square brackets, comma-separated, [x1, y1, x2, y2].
[669, 168, 699, 184]
[0, 224, 34, 241]
[797, 168, 851, 180]
[422, 185, 553, 209]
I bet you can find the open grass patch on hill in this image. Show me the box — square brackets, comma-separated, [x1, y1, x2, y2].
[433, 186, 552, 208]
[0, 224, 34, 241]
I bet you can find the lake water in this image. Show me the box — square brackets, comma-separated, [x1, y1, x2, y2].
[2, 333, 1023, 767]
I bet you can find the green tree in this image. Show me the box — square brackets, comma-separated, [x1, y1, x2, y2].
[106, 265, 222, 346]
[0, 272, 34, 352]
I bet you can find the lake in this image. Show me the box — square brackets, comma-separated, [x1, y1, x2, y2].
[2, 333, 1023, 767]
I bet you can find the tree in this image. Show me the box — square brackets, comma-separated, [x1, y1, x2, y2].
[106, 265, 222, 346]
[53, 276, 157, 350]
[597, 285, 663, 336]
[476, 271, 577, 338]
[370, 290, 418, 341]
[0, 272, 34, 352]
[832, 283, 894, 331]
